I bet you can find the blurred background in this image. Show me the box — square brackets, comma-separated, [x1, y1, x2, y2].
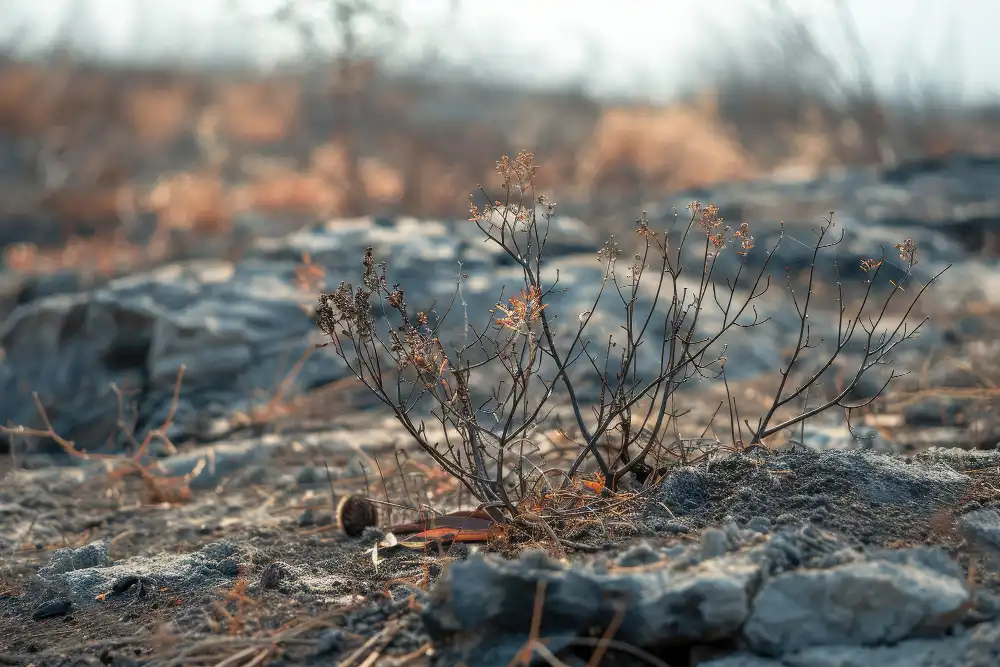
[1, 0, 998, 274]
[2, 0, 1000, 461]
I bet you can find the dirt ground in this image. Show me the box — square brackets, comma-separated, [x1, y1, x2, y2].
[2, 393, 1000, 667]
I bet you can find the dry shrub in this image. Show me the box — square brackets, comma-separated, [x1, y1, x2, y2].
[4, 55, 1000, 256]
[316, 152, 945, 531]
[41, 188, 126, 229]
[360, 157, 406, 204]
[0, 62, 55, 133]
[1, 366, 199, 505]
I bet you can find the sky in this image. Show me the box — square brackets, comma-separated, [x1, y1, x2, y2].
[1, 0, 997, 105]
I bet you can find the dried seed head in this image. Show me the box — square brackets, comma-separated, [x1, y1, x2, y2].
[336, 495, 380, 537]
[894, 238, 918, 266]
[598, 235, 621, 264]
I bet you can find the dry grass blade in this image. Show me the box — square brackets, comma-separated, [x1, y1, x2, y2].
[529, 642, 574, 667]
[336, 620, 401, 667]
[381, 644, 432, 667]
[210, 645, 272, 667]
[565, 638, 673, 667]
[507, 579, 549, 667]
[586, 599, 626, 667]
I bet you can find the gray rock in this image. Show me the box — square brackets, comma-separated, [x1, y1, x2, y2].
[423, 546, 757, 666]
[743, 546, 967, 655]
[4, 154, 991, 455]
[701, 527, 729, 559]
[35, 540, 244, 607]
[38, 540, 111, 577]
[703, 620, 1000, 667]
[423, 522, 974, 666]
[32, 597, 73, 621]
[960, 508, 1000, 557]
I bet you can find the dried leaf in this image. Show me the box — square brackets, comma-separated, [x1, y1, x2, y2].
[386, 510, 494, 535]
[394, 526, 492, 549]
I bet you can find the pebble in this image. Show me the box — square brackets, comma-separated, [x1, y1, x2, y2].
[33, 597, 72, 621]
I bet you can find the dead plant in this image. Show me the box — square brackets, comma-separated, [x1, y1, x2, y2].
[0, 365, 200, 504]
[315, 151, 947, 530]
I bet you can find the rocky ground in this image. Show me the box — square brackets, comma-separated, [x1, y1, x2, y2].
[2, 153, 1000, 666]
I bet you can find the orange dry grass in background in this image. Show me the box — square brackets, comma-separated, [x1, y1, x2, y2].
[1, 58, 1000, 271]
[574, 93, 757, 198]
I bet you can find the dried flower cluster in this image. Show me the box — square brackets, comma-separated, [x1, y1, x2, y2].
[598, 235, 622, 264]
[496, 150, 540, 191]
[492, 286, 547, 335]
[733, 221, 755, 255]
[859, 257, 884, 273]
[894, 238, 918, 266]
[690, 201, 727, 249]
[687, 202, 755, 255]
[468, 199, 535, 232]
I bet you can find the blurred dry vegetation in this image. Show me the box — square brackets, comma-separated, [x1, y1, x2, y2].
[1, 4, 999, 278]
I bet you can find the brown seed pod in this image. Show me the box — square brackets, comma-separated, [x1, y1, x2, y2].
[336, 494, 379, 537]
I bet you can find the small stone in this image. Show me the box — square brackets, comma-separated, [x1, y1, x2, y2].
[39, 541, 111, 577]
[700, 528, 727, 559]
[617, 542, 661, 567]
[215, 557, 240, 577]
[260, 562, 295, 590]
[33, 598, 72, 620]
[313, 629, 346, 656]
[296, 465, 325, 487]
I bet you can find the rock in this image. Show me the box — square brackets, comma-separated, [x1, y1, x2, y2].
[423, 546, 758, 665]
[32, 597, 73, 621]
[0, 259, 339, 454]
[295, 464, 326, 486]
[700, 527, 729, 559]
[35, 540, 244, 608]
[960, 508, 1000, 557]
[259, 561, 297, 590]
[743, 546, 967, 655]
[702, 621, 1000, 667]
[3, 154, 992, 456]
[422, 527, 971, 666]
[312, 629, 346, 657]
[38, 541, 111, 577]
